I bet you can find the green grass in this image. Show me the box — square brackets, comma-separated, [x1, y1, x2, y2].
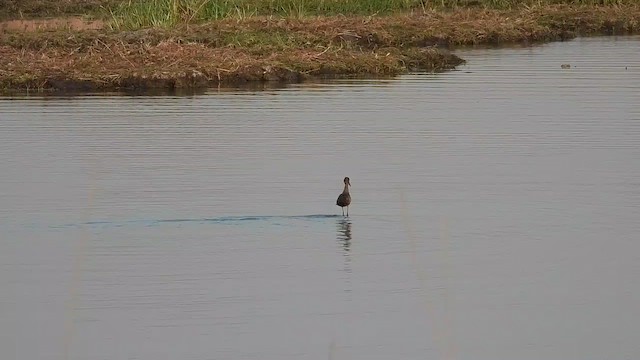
[0, 0, 119, 20]
[108, 0, 422, 29]
[0, 0, 631, 24]
[105, 0, 635, 29]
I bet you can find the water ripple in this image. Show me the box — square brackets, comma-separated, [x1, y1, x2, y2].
[51, 214, 344, 229]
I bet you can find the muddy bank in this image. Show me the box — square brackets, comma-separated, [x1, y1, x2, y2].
[0, 42, 463, 91]
[1, 4, 638, 92]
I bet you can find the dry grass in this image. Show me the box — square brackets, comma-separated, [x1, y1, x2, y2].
[0, 39, 462, 90]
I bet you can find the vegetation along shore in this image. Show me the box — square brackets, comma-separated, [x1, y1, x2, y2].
[0, 0, 638, 92]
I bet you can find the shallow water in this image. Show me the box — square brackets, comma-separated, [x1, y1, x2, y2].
[1, 36, 639, 360]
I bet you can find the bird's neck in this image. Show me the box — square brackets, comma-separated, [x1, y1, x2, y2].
[342, 183, 350, 194]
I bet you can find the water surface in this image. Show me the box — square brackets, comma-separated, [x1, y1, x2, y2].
[1, 36, 639, 360]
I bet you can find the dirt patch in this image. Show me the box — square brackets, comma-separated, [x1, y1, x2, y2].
[0, 17, 104, 32]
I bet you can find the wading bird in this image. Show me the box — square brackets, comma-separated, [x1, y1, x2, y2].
[336, 177, 351, 216]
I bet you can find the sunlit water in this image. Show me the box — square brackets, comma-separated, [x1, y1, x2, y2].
[1, 36, 639, 360]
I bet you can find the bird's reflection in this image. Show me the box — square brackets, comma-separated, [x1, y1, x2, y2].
[336, 218, 352, 253]
[336, 218, 353, 291]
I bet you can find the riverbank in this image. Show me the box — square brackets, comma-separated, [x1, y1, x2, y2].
[1, 2, 638, 92]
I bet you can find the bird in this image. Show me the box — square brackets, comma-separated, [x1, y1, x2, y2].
[336, 177, 351, 216]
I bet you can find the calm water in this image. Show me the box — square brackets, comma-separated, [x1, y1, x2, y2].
[1, 36, 639, 360]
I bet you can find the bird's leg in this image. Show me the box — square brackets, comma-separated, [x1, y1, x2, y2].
[346, 206, 349, 217]
[341, 207, 344, 216]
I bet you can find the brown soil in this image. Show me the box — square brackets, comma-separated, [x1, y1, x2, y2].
[1, 4, 638, 92]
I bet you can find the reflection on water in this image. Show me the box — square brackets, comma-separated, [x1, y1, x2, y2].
[1, 36, 639, 360]
[336, 218, 352, 253]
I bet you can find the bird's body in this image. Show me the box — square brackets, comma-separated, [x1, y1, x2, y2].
[336, 177, 351, 216]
